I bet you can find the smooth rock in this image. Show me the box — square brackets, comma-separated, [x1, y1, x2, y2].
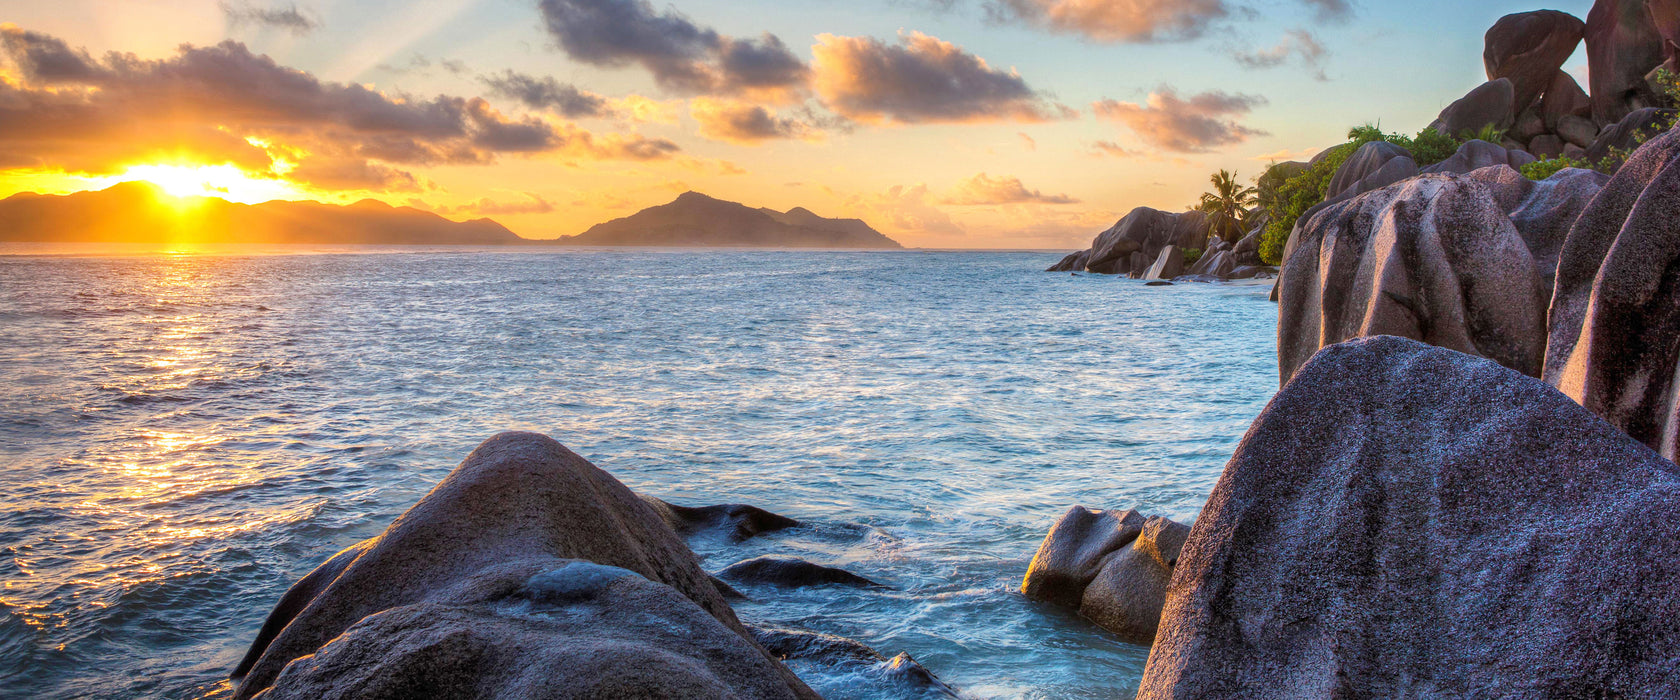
[1587, 0, 1667, 125]
[1125, 251, 1152, 280]
[1142, 245, 1185, 280]
[233, 432, 815, 699]
[1547, 125, 1680, 461]
[1513, 106, 1548, 142]
[1463, 164, 1609, 295]
[1231, 228, 1262, 267]
[1528, 133, 1566, 158]
[1541, 69, 1595, 129]
[1653, 0, 1680, 66]
[1277, 173, 1547, 384]
[1431, 78, 1517, 137]
[1485, 10, 1588, 112]
[1021, 506, 1190, 646]
[1084, 208, 1209, 275]
[1559, 113, 1601, 147]
[718, 556, 883, 589]
[748, 626, 961, 698]
[642, 497, 800, 543]
[1325, 141, 1419, 201]
[1421, 139, 1536, 175]
[1138, 336, 1680, 698]
[1046, 250, 1090, 272]
[1584, 106, 1676, 161]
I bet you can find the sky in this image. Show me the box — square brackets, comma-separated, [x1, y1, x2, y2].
[0, 0, 1597, 248]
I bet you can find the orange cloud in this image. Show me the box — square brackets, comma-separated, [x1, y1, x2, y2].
[812, 32, 1073, 125]
[993, 0, 1229, 42]
[1092, 87, 1267, 153]
[689, 97, 821, 144]
[942, 173, 1079, 205]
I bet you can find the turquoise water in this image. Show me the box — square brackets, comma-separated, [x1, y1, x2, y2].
[0, 248, 1278, 698]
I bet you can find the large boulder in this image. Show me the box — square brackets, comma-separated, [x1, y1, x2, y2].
[1047, 250, 1090, 272]
[1085, 208, 1209, 275]
[1325, 141, 1419, 202]
[1138, 336, 1680, 698]
[1463, 165, 1610, 295]
[1430, 79, 1517, 137]
[1231, 228, 1263, 267]
[1021, 507, 1190, 646]
[1277, 173, 1547, 384]
[232, 432, 816, 699]
[1421, 139, 1538, 175]
[1540, 69, 1594, 130]
[641, 497, 800, 543]
[1484, 10, 1588, 113]
[1586, 0, 1668, 125]
[1547, 126, 1680, 462]
[1653, 0, 1680, 67]
[1584, 106, 1677, 161]
[1143, 245, 1186, 280]
[1184, 250, 1235, 279]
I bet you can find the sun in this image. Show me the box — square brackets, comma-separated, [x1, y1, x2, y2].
[117, 164, 304, 205]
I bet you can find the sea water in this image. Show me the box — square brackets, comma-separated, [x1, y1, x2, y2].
[0, 248, 1279, 698]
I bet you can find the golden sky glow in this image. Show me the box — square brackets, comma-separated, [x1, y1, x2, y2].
[0, 1, 1599, 247]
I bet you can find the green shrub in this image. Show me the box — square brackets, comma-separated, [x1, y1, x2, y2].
[1257, 139, 1364, 265]
[1182, 247, 1203, 266]
[1520, 157, 1593, 180]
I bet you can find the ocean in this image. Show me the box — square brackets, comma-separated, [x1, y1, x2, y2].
[0, 247, 1278, 698]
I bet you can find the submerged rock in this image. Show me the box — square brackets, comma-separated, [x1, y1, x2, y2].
[1548, 125, 1680, 462]
[718, 556, 884, 589]
[643, 497, 801, 542]
[1139, 336, 1680, 698]
[232, 432, 815, 699]
[1277, 173, 1547, 384]
[1021, 507, 1189, 646]
[749, 626, 961, 698]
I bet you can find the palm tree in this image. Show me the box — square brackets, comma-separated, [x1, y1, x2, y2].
[1197, 169, 1258, 246]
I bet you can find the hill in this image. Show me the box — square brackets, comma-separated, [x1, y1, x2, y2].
[556, 192, 901, 248]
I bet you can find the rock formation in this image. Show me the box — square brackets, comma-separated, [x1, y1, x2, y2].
[1485, 11, 1588, 113]
[232, 432, 817, 699]
[1431, 79, 1517, 137]
[1324, 141, 1420, 202]
[1277, 172, 1548, 383]
[1420, 139, 1538, 175]
[1547, 125, 1680, 462]
[642, 497, 801, 542]
[1142, 245, 1186, 280]
[1587, 0, 1669, 125]
[1020, 506, 1190, 646]
[718, 556, 883, 589]
[1081, 208, 1209, 275]
[1584, 106, 1678, 161]
[1139, 336, 1680, 698]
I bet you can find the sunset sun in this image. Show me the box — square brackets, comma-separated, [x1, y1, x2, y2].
[117, 163, 302, 205]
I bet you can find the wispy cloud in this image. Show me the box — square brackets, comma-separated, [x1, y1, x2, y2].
[1092, 87, 1268, 153]
[219, 1, 321, 36]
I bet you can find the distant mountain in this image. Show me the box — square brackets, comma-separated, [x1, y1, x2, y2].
[557, 192, 901, 248]
[0, 182, 522, 245]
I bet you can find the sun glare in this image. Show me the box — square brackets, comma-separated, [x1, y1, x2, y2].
[118, 164, 304, 205]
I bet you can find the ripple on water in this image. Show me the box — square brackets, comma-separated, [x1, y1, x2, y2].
[0, 249, 1277, 698]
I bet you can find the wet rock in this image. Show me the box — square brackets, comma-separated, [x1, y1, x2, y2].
[884, 653, 961, 698]
[1430, 79, 1517, 137]
[1046, 250, 1090, 272]
[1326, 141, 1419, 202]
[1021, 506, 1190, 646]
[1277, 173, 1546, 384]
[1541, 69, 1595, 130]
[1421, 139, 1537, 175]
[1548, 126, 1680, 461]
[749, 627, 961, 699]
[1584, 106, 1677, 162]
[1485, 10, 1587, 113]
[1142, 245, 1186, 280]
[1587, 0, 1668, 125]
[233, 432, 815, 700]
[1084, 208, 1209, 275]
[1138, 336, 1680, 698]
[643, 497, 800, 543]
[718, 556, 883, 589]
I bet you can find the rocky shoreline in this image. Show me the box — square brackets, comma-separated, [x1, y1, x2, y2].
[232, 3, 1680, 698]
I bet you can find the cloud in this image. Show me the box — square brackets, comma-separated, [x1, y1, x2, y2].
[1092, 87, 1268, 153]
[1090, 140, 1143, 158]
[481, 70, 614, 118]
[943, 172, 1078, 205]
[845, 184, 964, 237]
[689, 97, 819, 144]
[1252, 146, 1320, 162]
[812, 32, 1071, 125]
[1233, 30, 1327, 81]
[536, 0, 808, 101]
[987, 0, 1229, 42]
[1018, 132, 1037, 150]
[0, 27, 680, 192]
[443, 192, 557, 216]
[1299, 0, 1353, 22]
[219, 2, 321, 35]
[377, 53, 469, 76]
